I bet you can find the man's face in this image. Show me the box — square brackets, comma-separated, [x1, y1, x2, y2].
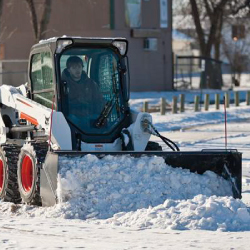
[68, 63, 83, 81]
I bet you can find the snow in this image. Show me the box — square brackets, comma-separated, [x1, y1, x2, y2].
[56, 155, 232, 221]
[103, 195, 250, 231]
[172, 29, 194, 41]
[1, 153, 248, 232]
[1, 84, 250, 248]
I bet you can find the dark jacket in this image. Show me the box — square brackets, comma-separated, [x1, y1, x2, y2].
[61, 69, 104, 116]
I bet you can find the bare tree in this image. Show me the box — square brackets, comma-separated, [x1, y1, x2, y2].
[229, 0, 250, 16]
[189, 0, 229, 58]
[222, 40, 249, 86]
[0, 0, 3, 33]
[0, 1, 18, 45]
[221, 20, 250, 86]
[175, 0, 250, 59]
[173, 1, 250, 88]
[25, 0, 52, 42]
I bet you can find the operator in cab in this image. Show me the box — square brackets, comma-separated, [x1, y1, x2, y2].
[61, 56, 103, 117]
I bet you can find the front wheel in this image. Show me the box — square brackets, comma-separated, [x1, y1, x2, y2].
[17, 143, 47, 205]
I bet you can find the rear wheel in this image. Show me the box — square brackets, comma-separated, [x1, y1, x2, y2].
[0, 148, 7, 200]
[0, 152, 4, 195]
[0, 145, 21, 203]
[17, 142, 48, 205]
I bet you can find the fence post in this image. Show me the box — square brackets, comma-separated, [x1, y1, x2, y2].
[143, 101, 148, 112]
[247, 91, 250, 106]
[224, 92, 230, 108]
[194, 95, 200, 112]
[160, 97, 166, 115]
[204, 94, 210, 111]
[180, 94, 185, 112]
[234, 91, 239, 107]
[172, 96, 178, 114]
[215, 93, 220, 110]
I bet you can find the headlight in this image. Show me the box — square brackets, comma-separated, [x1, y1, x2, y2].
[112, 41, 127, 56]
[56, 39, 73, 53]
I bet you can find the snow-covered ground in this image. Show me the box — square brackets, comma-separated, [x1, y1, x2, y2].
[1, 89, 250, 249]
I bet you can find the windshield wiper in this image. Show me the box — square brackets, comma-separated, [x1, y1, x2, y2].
[94, 72, 122, 129]
[94, 96, 116, 128]
[112, 72, 121, 118]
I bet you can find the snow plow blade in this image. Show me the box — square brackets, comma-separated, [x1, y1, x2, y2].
[40, 150, 242, 206]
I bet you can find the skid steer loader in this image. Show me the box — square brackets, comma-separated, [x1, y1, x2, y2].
[0, 37, 242, 206]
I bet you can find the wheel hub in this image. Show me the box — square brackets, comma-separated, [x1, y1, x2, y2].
[0, 159, 3, 192]
[21, 155, 33, 192]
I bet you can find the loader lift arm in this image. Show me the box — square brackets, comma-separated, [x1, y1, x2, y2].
[0, 85, 72, 149]
[0, 85, 51, 131]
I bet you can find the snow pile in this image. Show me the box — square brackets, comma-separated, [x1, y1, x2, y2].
[103, 195, 250, 231]
[0, 154, 249, 231]
[56, 154, 232, 220]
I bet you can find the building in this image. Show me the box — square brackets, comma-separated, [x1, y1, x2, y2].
[0, 0, 172, 91]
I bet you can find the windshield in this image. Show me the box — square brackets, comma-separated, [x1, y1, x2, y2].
[59, 47, 125, 135]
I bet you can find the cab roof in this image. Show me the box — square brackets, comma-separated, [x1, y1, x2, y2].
[32, 36, 127, 49]
[30, 36, 128, 57]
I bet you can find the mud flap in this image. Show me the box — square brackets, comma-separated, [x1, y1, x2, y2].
[40, 150, 242, 206]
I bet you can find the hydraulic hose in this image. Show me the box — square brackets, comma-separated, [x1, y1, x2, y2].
[142, 120, 180, 152]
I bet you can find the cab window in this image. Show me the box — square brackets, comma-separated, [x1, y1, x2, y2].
[30, 52, 54, 108]
[59, 48, 124, 135]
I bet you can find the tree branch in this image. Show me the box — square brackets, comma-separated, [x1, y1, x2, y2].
[190, 0, 206, 55]
[205, 1, 227, 56]
[204, 0, 212, 18]
[25, 0, 38, 40]
[214, 12, 223, 60]
[232, 0, 250, 15]
[39, 0, 52, 40]
[0, 0, 3, 33]
[216, 0, 230, 10]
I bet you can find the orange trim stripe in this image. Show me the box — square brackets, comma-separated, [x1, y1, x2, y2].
[16, 98, 33, 108]
[20, 113, 39, 126]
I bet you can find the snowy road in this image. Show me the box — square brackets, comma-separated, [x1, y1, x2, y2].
[1, 217, 250, 250]
[1, 103, 250, 249]
[0, 120, 250, 249]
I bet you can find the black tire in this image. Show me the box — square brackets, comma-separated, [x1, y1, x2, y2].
[17, 142, 48, 205]
[0, 145, 21, 203]
[145, 141, 162, 151]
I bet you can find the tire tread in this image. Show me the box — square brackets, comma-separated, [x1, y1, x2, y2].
[0, 144, 22, 203]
